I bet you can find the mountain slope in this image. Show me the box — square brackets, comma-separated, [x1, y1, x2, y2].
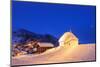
[12, 29, 58, 46]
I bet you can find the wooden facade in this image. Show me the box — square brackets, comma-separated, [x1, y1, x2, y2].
[36, 47, 53, 53]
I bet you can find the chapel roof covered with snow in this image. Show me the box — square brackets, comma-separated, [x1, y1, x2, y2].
[38, 42, 54, 47]
[58, 32, 78, 43]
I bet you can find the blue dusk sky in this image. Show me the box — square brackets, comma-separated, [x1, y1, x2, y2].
[12, 1, 96, 44]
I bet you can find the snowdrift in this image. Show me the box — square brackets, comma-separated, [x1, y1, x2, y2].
[12, 44, 95, 66]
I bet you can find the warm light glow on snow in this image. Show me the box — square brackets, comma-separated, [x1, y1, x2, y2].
[12, 32, 95, 66]
[12, 44, 95, 66]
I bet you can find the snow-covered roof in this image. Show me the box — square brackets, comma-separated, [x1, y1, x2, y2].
[38, 43, 54, 47]
[59, 32, 78, 42]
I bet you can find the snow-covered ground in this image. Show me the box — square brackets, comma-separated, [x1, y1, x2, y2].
[12, 44, 95, 66]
